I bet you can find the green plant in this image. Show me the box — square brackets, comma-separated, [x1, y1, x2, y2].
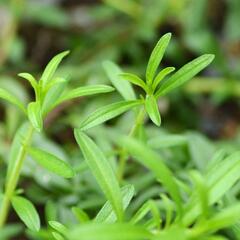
[1, 33, 240, 240]
[0, 50, 114, 229]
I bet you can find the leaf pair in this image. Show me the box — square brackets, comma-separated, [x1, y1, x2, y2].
[18, 51, 115, 132]
[110, 33, 214, 127]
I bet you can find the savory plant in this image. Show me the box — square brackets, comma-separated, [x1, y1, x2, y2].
[1, 33, 240, 240]
[0, 51, 114, 229]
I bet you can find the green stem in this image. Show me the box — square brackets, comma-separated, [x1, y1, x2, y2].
[117, 107, 145, 182]
[0, 124, 34, 228]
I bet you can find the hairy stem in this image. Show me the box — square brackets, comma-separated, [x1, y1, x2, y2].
[117, 107, 145, 182]
[0, 125, 34, 228]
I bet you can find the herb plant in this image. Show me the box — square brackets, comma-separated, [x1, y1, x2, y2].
[1, 33, 240, 240]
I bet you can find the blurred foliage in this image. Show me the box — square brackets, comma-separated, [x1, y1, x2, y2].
[0, 0, 239, 239]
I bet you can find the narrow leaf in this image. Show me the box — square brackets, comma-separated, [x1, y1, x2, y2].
[27, 101, 43, 132]
[11, 196, 40, 232]
[40, 50, 69, 88]
[119, 73, 147, 91]
[55, 85, 114, 106]
[72, 207, 90, 223]
[148, 134, 187, 149]
[69, 223, 152, 240]
[110, 133, 182, 215]
[42, 78, 67, 115]
[18, 73, 39, 99]
[183, 151, 240, 225]
[0, 88, 26, 113]
[49, 221, 68, 235]
[95, 185, 135, 223]
[79, 100, 143, 131]
[103, 61, 136, 100]
[146, 33, 171, 84]
[155, 54, 214, 97]
[74, 130, 123, 221]
[152, 67, 175, 91]
[27, 147, 75, 178]
[145, 95, 161, 126]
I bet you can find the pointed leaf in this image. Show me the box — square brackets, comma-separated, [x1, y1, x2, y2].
[95, 185, 135, 223]
[146, 33, 171, 85]
[72, 207, 90, 223]
[40, 51, 69, 88]
[152, 67, 175, 91]
[110, 133, 183, 215]
[11, 196, 40, 232]
[42, 78, 67, 115]
[79, 100, 143, 131]
[183, 151, 240, 225]
[119, 73, 147, 91]
[0, 88, 26, 113]
[28, 147, 74, 178]
[27, 101, 43, 132]
[74, 130, 123, 221]
[155, 54, 214, 97]
[145, 95, 161, 126]
[49, 221, 68, 235]
[103, 61, 136, 100]
[55, 85, 114, 106]
[18, 73, 39, 99]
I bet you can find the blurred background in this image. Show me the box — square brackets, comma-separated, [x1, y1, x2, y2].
[0, 0, 240, 239]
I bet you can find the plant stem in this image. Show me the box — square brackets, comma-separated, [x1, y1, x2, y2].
[117, 107, 145, 182]
[0, 124, 34, 228]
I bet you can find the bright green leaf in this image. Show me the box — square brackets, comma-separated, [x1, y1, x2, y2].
[119, 73, 147, 92]
[74, 130, 123, 221]
[155, 54, 214, 97]
[18, 73, 39, 100]
[55, 85, 115, 106]
[0, 88, 26, 114]
[145, 95, 161, 126]
[79, 100, 143, 131]
[95, 185, 135, 223]
[27, 147, 75, 178]
[146, 33, 171, 85]
[40, 51, 69, 88]
[11, 196, 40, 232]
[103, 61, 136, 100]
[152, 67, 175, 91]
[148, 134, 187, 149]
[110, 133, 182, 215]
[41, 78, 67, 115]
[27, 101, 43, 132]
[72, 207, 90, 223]
[49, 221, 68, 235]
[69, 223, 152, 240]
